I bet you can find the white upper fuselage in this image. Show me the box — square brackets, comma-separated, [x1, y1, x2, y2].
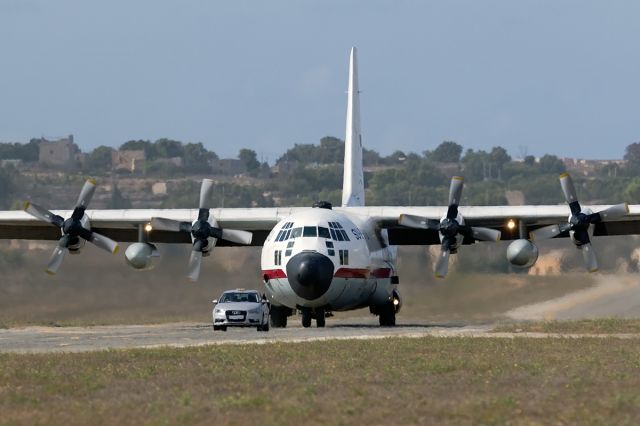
[260, 207, 397, 311]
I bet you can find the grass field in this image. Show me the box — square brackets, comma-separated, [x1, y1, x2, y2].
[2, 337, 640, 425]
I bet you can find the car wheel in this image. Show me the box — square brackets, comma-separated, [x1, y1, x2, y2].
[220, 326, 227, 332]
[213, 325, 220, 331]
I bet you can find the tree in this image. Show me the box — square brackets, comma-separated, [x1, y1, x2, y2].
[86, 146, 113, 172]
[238, 149, 260, 174]
[109, 184, 132, 209]
[538, 154, 565, 174]
[154, 138, 183, 158]
[624, 142, 640, 173]
[183, 143, 217, 173]
[120, 140, 154, 159]
[427, 141, 463, 163]
[489, 146, 511, 179]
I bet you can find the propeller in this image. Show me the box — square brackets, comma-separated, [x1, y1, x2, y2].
[150, 179, 253, 281]
[398, 176, 501, 278]
[529, 172, 629, 272]
[24, 178, 119, 275]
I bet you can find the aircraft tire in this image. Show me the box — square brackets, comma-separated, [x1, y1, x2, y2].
[316, 308, 326, 328]
[270, 306, 288, 328]
[378, 303, 396, 327]
[301, 308, 312, 328]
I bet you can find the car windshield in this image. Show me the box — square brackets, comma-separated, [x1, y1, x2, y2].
[219, 292, 259, 303]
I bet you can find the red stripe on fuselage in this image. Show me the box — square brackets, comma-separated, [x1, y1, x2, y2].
[334, 268, 369, 279]
[371, 268, 392, 278]
[262, 269, 287, 280]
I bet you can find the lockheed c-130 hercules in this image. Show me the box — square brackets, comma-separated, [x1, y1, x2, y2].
[0, 47, 638, 328]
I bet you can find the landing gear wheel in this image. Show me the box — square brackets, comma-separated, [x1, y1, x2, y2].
[270, 306, 288, 328]
[316, 308, 326, 328]
[379, 302, 396, 327]
[301, 308, 312, 328]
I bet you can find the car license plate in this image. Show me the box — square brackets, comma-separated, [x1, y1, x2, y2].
[229, 315, 243, 320]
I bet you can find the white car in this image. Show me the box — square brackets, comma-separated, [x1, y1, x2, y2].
[212, 289, 270, 332]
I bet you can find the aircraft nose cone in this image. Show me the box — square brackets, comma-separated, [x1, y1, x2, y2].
[286, 251, 334, 300]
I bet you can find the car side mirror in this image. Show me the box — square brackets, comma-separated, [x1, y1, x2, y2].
[212, 299, 218, 304]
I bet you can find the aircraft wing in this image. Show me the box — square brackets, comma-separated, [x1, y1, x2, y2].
[0, 208, 308, 247]
[343, 205, 640, 245]
[2, 204, 640, 247]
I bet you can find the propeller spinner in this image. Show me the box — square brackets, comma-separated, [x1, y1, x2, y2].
[150, 179, 252, 281]
[24, 178, 120, 274]
[529, 172, 628, 272]
[399, 176, 501, 278]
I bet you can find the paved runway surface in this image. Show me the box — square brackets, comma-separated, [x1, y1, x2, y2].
[0, 318, 496, 353]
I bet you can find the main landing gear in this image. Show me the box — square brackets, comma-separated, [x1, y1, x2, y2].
[301, 307, 326, 328]
[270, 305, 293, 328]
[371, 301, 396, 327]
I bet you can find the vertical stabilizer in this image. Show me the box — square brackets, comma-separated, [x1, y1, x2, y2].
[342, 47, 365, 207]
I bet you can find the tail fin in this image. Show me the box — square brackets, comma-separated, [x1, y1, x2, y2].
[342, 47, 365, 207]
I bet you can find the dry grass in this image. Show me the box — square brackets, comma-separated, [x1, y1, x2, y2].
[1, 337, 640, 425]
[0, 244, 597, 328]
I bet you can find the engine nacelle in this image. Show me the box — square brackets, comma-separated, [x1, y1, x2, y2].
[392, 289, 402, 314]
[125, 243, 159, 270]
[506, 239, 539, 268]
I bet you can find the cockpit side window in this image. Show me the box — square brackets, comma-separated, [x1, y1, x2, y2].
[318, 227, 330, 239]
[291, 227, 302, 239]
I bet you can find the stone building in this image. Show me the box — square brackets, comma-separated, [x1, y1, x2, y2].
[37, 135, 82, 169]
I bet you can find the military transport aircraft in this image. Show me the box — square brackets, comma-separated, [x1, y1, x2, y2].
[0, 47, 638, 328]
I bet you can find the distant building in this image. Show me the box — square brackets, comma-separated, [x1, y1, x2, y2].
[0, 159, 22, 168]
[562, 158, 626, 177]
[37, 135, 82, 170]
[112, 150, 146, 173]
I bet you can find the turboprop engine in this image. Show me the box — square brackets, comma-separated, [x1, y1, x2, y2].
[125, 242, 159, 270]
[506, 239, 539, 268]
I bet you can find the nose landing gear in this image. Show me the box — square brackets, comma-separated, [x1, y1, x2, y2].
[300, 307, 326, 328]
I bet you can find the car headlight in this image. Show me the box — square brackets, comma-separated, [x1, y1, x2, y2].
[214, 309, 224, 314]
[248, 307, 260, 314]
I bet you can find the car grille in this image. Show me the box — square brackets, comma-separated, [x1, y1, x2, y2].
[225, 310, 247, 322]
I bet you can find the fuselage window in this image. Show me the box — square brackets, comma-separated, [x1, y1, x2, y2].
[284, 229, 291, 240]
[303, 226, 317, 237]
[325, 241, 334, 248]
[329, 228, 338, 240]
[328, 249, 335, 257]
[340, 230, 350, 241]
[276, 231, 285, 241]
[285, 249, 292, 257]
[318, 226, 330, 239]
[287, 241, 294, 248]
[274, 250, 282, 265]
[338, 249, 349, 265]
[291, 227, 302, 239]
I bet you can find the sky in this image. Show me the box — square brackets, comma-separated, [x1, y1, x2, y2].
[0, 1, 639, 162]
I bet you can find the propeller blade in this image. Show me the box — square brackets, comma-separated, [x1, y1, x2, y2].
[470, 227, 501, 242]
[559, 173, 582, 214]
[581, 242, 599, 273]
[448, 176, 464, 206]
[45, 246, 67, 275]
[398, 214, 440, 230]
[187, 250, 203, 282]
[76, 178, 97, 209]
[529, 224, 563, 241]
[592, 203, 629, 222]
[86, 231, 120, 254]
[150, 217, 192, 233]
[24, 202, 64, 227]
[220, 229, 253, 245]
[199, 179, 214, 209]
[434, 247, 450, 279]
